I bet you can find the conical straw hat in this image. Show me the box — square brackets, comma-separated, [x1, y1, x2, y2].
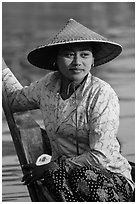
[28, 19, 122, 70]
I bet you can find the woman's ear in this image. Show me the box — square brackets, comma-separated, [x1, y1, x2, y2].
[92, 57, 95, 67]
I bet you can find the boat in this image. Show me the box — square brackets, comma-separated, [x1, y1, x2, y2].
[2, 85, 135, 202]
[2, 85, 56, 201]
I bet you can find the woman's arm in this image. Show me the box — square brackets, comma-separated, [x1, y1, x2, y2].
[65, 84, 132, 180]
[2, 58, 42, 112]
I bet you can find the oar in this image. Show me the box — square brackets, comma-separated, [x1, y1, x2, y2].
[2, 84, 39, 201]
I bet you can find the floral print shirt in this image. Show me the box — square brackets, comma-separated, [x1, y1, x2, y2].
[2, 68, 133, 187]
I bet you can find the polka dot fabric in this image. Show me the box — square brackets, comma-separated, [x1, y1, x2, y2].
[43, 158, 133, 202]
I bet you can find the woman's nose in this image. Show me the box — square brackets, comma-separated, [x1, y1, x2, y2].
[72, 54, 81, 66]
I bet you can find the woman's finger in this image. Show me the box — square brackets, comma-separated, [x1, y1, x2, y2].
[22, 163, 35, 171]
[22, 171, 32, 182]
[23, 174, 37, 185]
[23, 173, 34, 185]
[24, 175, 33, 185]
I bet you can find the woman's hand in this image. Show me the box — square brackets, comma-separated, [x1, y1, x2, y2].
[2, 58, 8, 70]
[21, 163, 49, 185]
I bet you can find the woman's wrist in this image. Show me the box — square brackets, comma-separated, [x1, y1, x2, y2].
[44, 161, 59, 171]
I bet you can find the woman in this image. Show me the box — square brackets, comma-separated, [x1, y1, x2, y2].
[2, 19, 134, 201]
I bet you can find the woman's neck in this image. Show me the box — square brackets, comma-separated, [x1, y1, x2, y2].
[60, 75, 87, 100]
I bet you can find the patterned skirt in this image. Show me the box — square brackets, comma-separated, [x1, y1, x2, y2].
[43, 157, 133, 202]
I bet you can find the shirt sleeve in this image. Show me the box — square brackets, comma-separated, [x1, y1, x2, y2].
[66, 83, 132, 179]
[2, 68, 43, 112]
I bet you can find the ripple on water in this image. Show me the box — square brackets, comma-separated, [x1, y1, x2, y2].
[2, 156, 30, 202]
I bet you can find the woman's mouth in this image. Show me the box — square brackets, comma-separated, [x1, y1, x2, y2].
[69, 68, 84, 73]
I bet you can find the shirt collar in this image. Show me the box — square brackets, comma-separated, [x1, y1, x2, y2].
[53, 71, 92, 97]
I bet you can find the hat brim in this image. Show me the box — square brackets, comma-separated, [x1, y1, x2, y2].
[27, 40, 122, 70]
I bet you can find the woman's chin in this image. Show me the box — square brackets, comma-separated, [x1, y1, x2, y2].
[67, 73, 87, 82]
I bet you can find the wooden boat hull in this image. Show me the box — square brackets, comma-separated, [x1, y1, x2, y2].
[2, 86, 55, 201]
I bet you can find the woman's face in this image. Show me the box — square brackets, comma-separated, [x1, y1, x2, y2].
[57, 43, 94, 82]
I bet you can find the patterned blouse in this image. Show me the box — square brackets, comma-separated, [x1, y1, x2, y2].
[2, 68, 133, 188]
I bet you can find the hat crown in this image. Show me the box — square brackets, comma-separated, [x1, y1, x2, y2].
[45, 18, 108, 46]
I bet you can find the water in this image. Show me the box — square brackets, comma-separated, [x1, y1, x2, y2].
[2, 2, 135, 202]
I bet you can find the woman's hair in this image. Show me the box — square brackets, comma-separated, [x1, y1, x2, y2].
[48, 45, 61, 70]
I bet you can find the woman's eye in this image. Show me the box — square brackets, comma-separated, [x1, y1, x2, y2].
[65, 52, 74, 57]
[81, 52, 91, 58]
